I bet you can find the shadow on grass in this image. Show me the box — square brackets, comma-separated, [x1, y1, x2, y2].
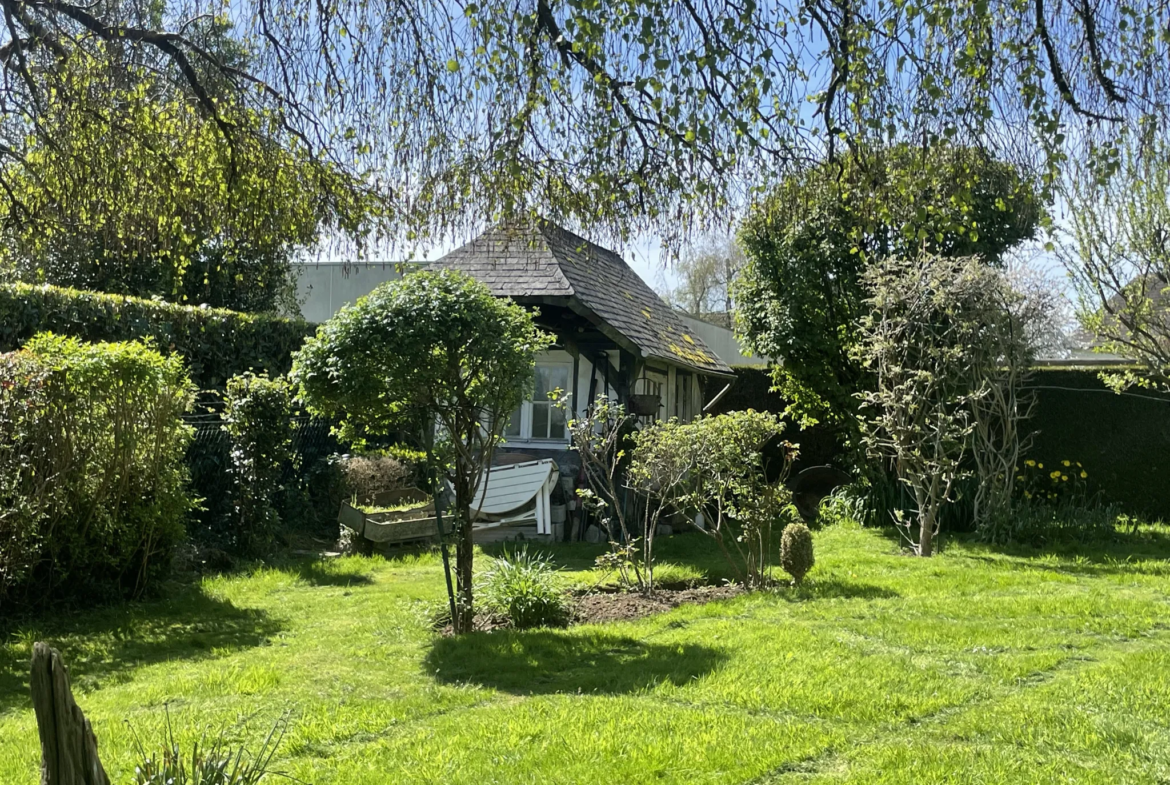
[784, 578, 900, 601]
[426, 628, 726, 695]
[293, 561, 375, 587]
[949, 524, 1170, 577]
[0, 585, 282, 713]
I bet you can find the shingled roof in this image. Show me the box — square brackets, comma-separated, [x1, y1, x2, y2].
[435, 221, 734, 376]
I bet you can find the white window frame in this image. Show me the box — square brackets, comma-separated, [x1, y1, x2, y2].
[502, 361, 574, 445]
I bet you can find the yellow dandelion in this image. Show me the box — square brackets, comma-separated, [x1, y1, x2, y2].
[1024, 491, 1032, 499]
[1080, 470, 1088, 479]
[1038, 462, 1044, 469]
[1016, 475, 1025, 482]
[1025, 460, 1036, 467]
[1062, 460, 1071, 467]
[1076, 462, 1082, 467]
[1050, 470, 1061, 480]
[1061, 475, 1069, 482]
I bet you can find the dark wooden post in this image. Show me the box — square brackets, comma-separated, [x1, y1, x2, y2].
[30, 642, 110, 785]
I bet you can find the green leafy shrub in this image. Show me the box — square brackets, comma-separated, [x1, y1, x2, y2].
[780, 522, 815, 585]
[131, 711, 290, 785]
[0, 333, 194, 606]
[0, 282, 313, 389]
[222, 373, 296, 556]
[0, 353, 56, 597]
[478, 547, 568, 629]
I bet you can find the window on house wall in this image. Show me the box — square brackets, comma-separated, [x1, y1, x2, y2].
[501, 361, 572, 442]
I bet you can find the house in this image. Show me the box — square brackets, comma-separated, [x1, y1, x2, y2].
[293, 221, 737, 469]
[432, 221, 735, 470]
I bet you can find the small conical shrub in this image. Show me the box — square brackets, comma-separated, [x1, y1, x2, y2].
[780, 522, 815, 585]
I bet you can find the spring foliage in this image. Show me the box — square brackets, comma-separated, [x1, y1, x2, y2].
[0, 334, 194, 607]
[855, 255, 1024, 556]
[734, 145, 1041, 437]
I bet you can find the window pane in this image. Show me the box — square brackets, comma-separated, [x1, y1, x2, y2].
[533, 403, 550, 438]
[504, 405, 522, 437]
[549, 404, 566, 440]
[536, 365, 570, 400]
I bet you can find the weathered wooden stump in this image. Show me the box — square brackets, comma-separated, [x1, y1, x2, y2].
[30, 642, 110, 785]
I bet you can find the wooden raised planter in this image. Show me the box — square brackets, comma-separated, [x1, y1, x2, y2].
[339, 488, 439, 546]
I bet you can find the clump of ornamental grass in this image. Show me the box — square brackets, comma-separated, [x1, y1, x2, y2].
[478, 546, 569, 629]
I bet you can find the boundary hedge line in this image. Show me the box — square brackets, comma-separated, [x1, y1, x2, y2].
[0, 283, 314, 389]
[708, 364, 1170, 519]
[1026, 368, 1170, 519]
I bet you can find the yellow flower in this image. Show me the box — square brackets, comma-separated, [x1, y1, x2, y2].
[1080, 471, 1088, 479]
[1016, 475, 1025, 482]
[1061, 475, 1069, 482]
[1076, 462, 1082, 467]
[1025, 460, 1036, 467]
[1050, 470, 1061, 480]
[1062, 460, 1071, 467]
[1024, 491, 1032, 499]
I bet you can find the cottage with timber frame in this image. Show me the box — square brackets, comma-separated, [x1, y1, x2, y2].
[432, 221, 735, 461]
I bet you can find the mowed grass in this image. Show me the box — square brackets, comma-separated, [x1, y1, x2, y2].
[3, 523, 1170, 784]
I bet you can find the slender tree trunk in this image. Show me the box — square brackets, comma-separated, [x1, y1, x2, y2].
[455, 510, 474, 633]
[919, 508, 935, 557]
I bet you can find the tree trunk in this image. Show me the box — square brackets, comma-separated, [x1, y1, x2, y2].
[918, 509, 935, 557]
[455, 510, 475, 633]
[30, 642, 110, 785]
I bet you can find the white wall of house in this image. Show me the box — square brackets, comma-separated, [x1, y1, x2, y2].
[678, 314, 770, 367]
[294, 262, 405, 323]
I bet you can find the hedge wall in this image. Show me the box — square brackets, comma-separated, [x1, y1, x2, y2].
[708, 364, 1170, 520]
[0, 283, 314, 389]
[1026, 368, 1170, 519]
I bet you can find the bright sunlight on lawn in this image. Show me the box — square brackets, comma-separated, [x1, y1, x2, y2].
[3, 523, 1170, 784]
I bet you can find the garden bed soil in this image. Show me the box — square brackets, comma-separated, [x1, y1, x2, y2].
[439, 583, 744, 635]
[572, 584, 744, 624]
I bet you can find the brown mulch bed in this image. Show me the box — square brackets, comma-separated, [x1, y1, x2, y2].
[572, 584, 744, 625]
[437, 583, 744, 636]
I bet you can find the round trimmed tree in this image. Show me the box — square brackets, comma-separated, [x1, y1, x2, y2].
[291, 269, 551, 632]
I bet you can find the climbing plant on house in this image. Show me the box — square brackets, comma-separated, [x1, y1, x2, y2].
[291, 269, 550, 633]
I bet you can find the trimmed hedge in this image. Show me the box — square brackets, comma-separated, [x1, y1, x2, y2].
[1025, 368, 1170, 519]
[0, 283, 314, 389]
[709, 364, 1170, 520]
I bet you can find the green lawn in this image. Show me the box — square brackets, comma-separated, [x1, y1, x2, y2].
[3, 523, 1170, 784]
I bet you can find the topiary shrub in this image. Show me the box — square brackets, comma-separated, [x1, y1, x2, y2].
[780, 522, 815, 585]
[478, 547, 569, 629]
[222, 373, 296, 556]
[1, 333, 194, 607]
